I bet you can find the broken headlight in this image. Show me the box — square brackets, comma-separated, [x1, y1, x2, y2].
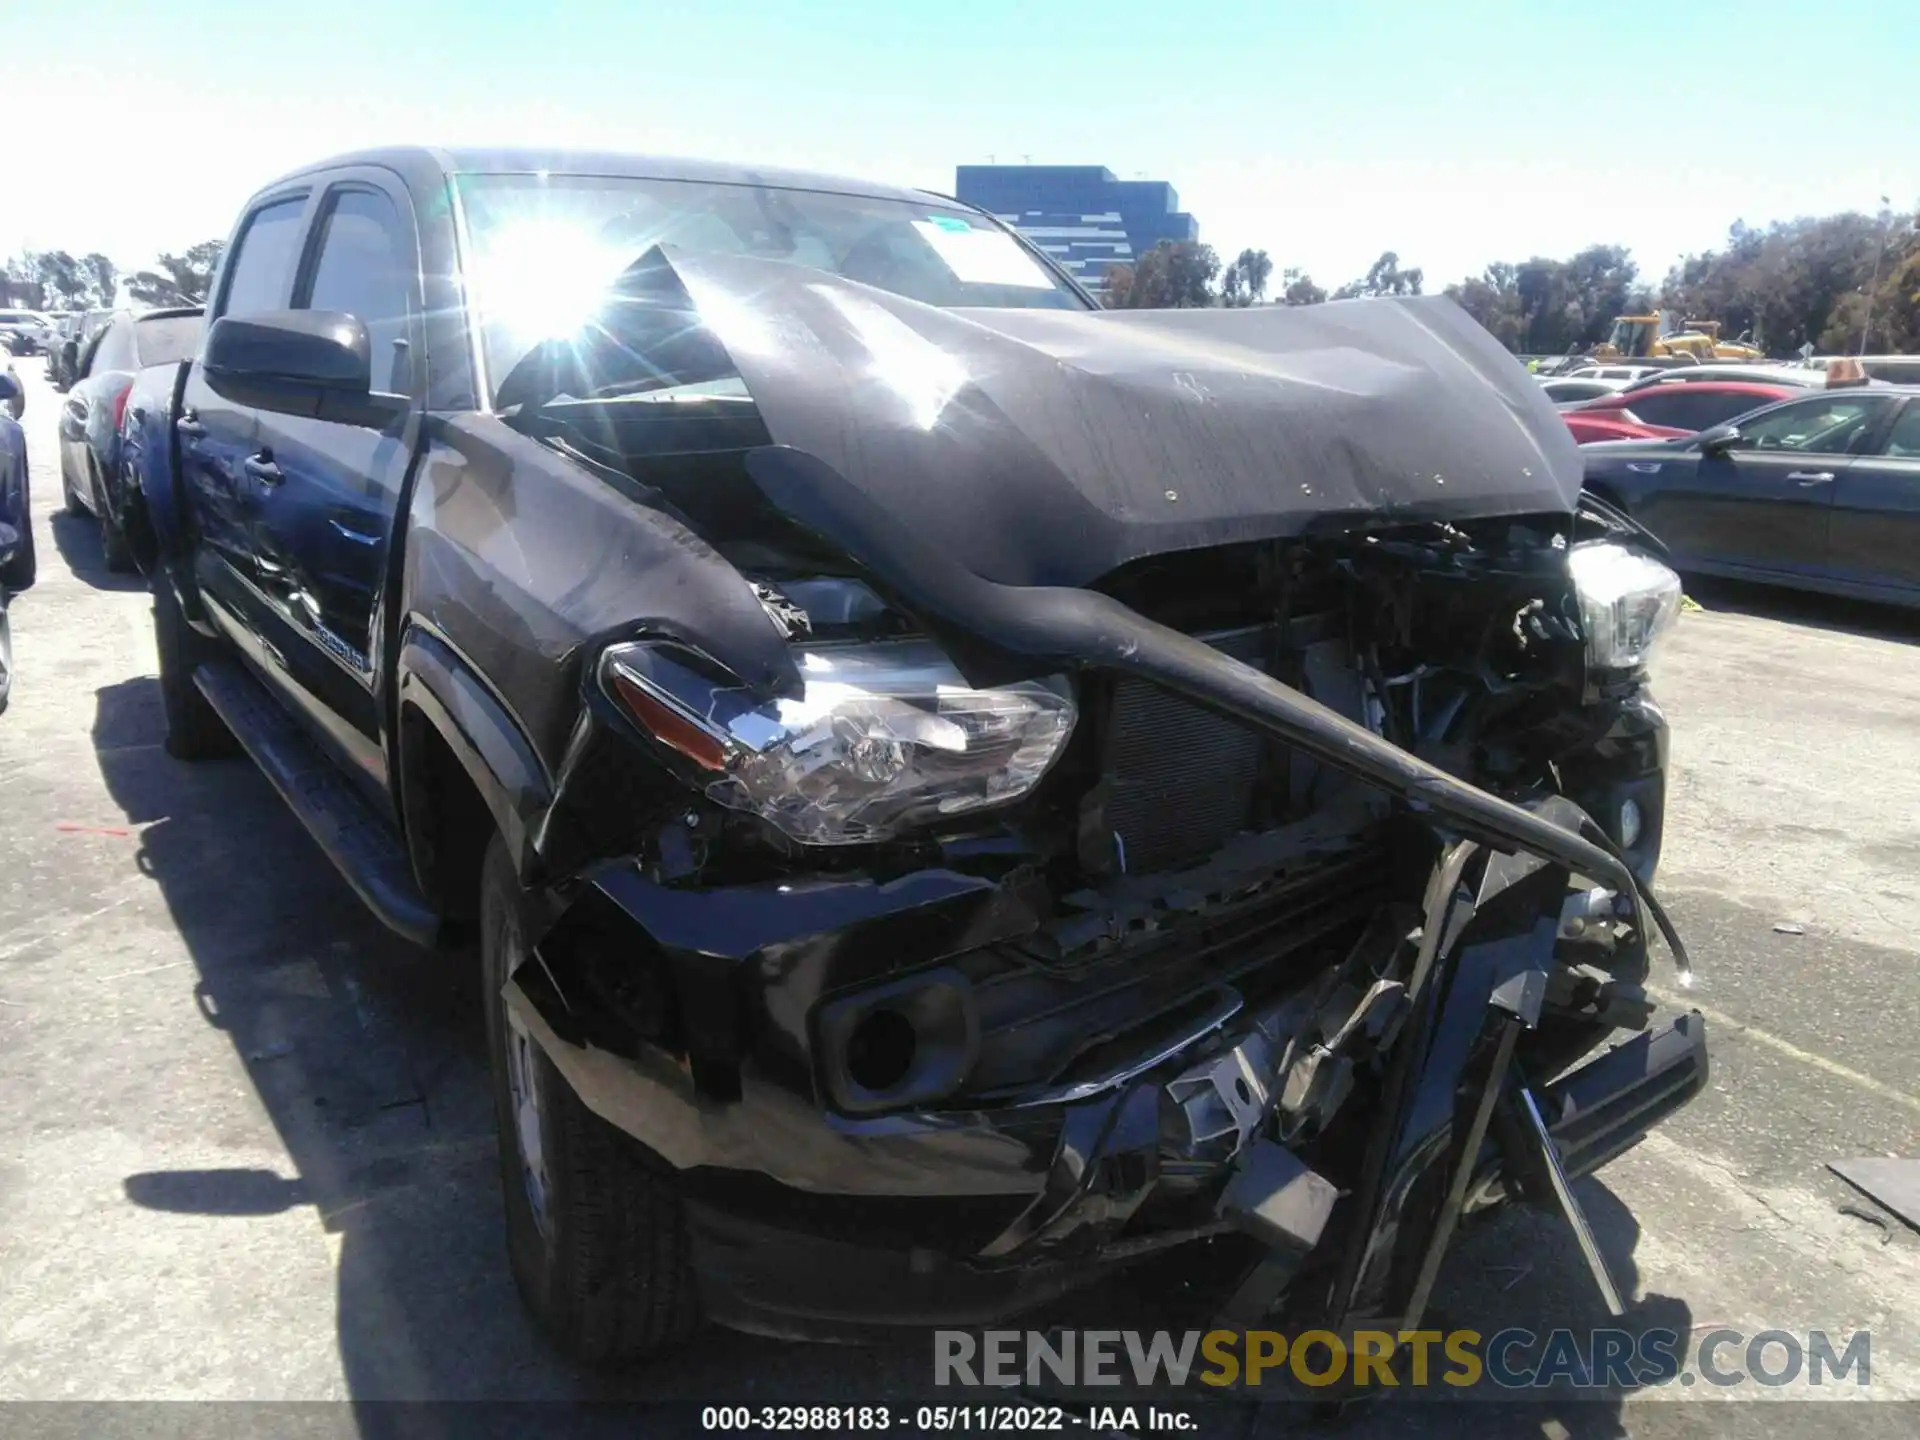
[602, 639, 1076, 846]
[1567, 542, 1682, 670]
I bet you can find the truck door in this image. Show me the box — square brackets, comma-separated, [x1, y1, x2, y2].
[180, 192, 310, 629]
[244, 177, 421, 800]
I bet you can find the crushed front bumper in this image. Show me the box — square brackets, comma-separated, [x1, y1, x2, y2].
[506, 839, 1707, 1335]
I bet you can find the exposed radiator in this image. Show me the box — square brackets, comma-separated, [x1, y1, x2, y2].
[1105, 627, 1269, 874]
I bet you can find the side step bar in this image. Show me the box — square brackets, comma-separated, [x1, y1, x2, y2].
[194, 660, 440, 947]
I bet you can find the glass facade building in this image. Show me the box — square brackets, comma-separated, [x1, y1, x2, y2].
[952, 166, 1199, 296]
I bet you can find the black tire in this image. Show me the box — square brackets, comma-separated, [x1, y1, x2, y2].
[480, 835, 701, 1364]
[152, 573, 237, 759]
[0, 600, 12, 716]
[100, 504, 134, 573]
[0, 506, 31, 593]
[61, 462, 86, 516]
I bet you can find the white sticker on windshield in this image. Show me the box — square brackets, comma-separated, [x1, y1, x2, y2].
[911, 220, 1055, 288]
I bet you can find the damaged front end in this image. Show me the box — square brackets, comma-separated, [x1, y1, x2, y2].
[497, 253, 1706, 1344]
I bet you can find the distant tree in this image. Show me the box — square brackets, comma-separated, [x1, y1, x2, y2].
[81, 253, 118, 307]
[1279, 268, 1326, 306]
[1332, 250, 1424, 300]
[1219, 248, 1273, 307]
[1102, 262, 1136, 308]
[1445, 263, 1526, 349]
[1106, 240, 1221, 308]
[127, 241, 226, 307]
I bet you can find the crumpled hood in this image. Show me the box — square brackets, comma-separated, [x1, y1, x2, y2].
[648, 248, 1582, 588]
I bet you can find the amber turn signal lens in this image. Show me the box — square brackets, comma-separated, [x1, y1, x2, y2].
[609, 672, 730, 772]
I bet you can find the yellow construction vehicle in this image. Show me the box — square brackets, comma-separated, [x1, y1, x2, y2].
[1592, 310, 1764, 362]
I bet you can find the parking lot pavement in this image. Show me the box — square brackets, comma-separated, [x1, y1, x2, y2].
[2, 354, 1917, 1435]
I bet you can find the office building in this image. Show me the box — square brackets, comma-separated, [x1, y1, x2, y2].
[952, 165, 1199, 294]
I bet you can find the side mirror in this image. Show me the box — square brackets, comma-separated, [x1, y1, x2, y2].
[1696, 424, 1743, 456]
[203, 310, 408, 429]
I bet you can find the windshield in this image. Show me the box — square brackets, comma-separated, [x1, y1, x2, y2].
[455, 172, 1088, 406]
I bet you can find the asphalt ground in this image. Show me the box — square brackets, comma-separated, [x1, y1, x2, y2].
[1, 359, 1916, 1439]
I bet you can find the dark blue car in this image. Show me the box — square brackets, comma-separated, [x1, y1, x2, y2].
[0, 394, 34, 712]
[1582, 385, 1920, 606]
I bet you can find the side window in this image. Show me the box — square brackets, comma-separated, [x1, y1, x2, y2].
[218, 197, 308, 319]
[89, 320, 138, 376]
[77, 322, 119, 379]
[301, 188, 414, 393]
[1676, 391, 1773, 431]
[1880, 404, 1920, 460]
[1619, 390, 1684, 428]
[1736, 396, 1891, 455]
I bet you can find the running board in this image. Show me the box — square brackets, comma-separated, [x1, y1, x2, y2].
[193, 660, 441, 947]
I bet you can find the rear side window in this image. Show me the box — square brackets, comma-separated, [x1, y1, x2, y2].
[301, 188, 413, 392]
[219, 197, 308, 318]
[132, 315, 204, 367]
[1633, 389, 1771, 432]
[1881, 405, 1920, 459]
[86, 319, 138, 376]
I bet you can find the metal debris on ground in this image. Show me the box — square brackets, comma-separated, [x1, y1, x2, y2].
[1837, 1203, 1893, 1244]
[1772, 922, 1805, 935]
[1829, 1158, 1920, 1233]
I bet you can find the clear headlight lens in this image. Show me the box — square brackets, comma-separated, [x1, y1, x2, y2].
[602, 639, 1076, 846]
[1568, 541, 1683, 670]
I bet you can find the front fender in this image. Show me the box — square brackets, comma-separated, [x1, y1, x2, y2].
[395, 625, 554, 887]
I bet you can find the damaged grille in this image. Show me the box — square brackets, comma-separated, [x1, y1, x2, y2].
[956, 844, 1390, 1100]
[1106, 627, 1269, 873]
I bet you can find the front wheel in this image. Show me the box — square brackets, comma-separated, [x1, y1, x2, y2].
[479, 836, 701, 1364]
[61, 461, 86, 516]
[152, 573, 236, 759]
[100, 503, 134, 573]
[0, 596, 12, 714]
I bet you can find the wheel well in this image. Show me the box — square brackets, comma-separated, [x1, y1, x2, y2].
[400, 704, 495, 941]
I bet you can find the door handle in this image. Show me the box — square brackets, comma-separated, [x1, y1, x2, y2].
[175, 411, 206, 438]
[1787, 471, 1835, 485]
[329, 519, 382, 546]
[244, 451, 284, 486]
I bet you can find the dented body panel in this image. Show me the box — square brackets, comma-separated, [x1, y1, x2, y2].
[666, 249, 1582, 587]
[138, 146, 1707, 1350]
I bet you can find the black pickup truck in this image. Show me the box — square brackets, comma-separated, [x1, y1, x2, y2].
[125, 146, 1706, 1368]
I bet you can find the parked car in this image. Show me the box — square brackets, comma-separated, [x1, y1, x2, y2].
[1563, 364, 1662, 383]
[57, 307, 205, 569]
[1563, 381, 1798, 445]
[126, 146, 1704, 1364]
[0, 381, 34, 713]
[1618, 363, 1824, 394]
[1540, 376, 1630, 407]
[0, 310, 55, 355]
[48, 309, 114, 392]
[1583, 386, 1920, 604]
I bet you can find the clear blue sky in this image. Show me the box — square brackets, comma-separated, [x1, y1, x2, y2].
[9, 0, 1918, 291]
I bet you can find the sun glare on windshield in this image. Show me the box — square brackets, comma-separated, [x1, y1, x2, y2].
[463, 216, 635, 342]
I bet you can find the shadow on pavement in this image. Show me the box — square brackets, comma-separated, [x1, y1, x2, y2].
[1681, 572, 1920, 644]
[88, 673, 1686, 1435]
[51, 509, 144, 592]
